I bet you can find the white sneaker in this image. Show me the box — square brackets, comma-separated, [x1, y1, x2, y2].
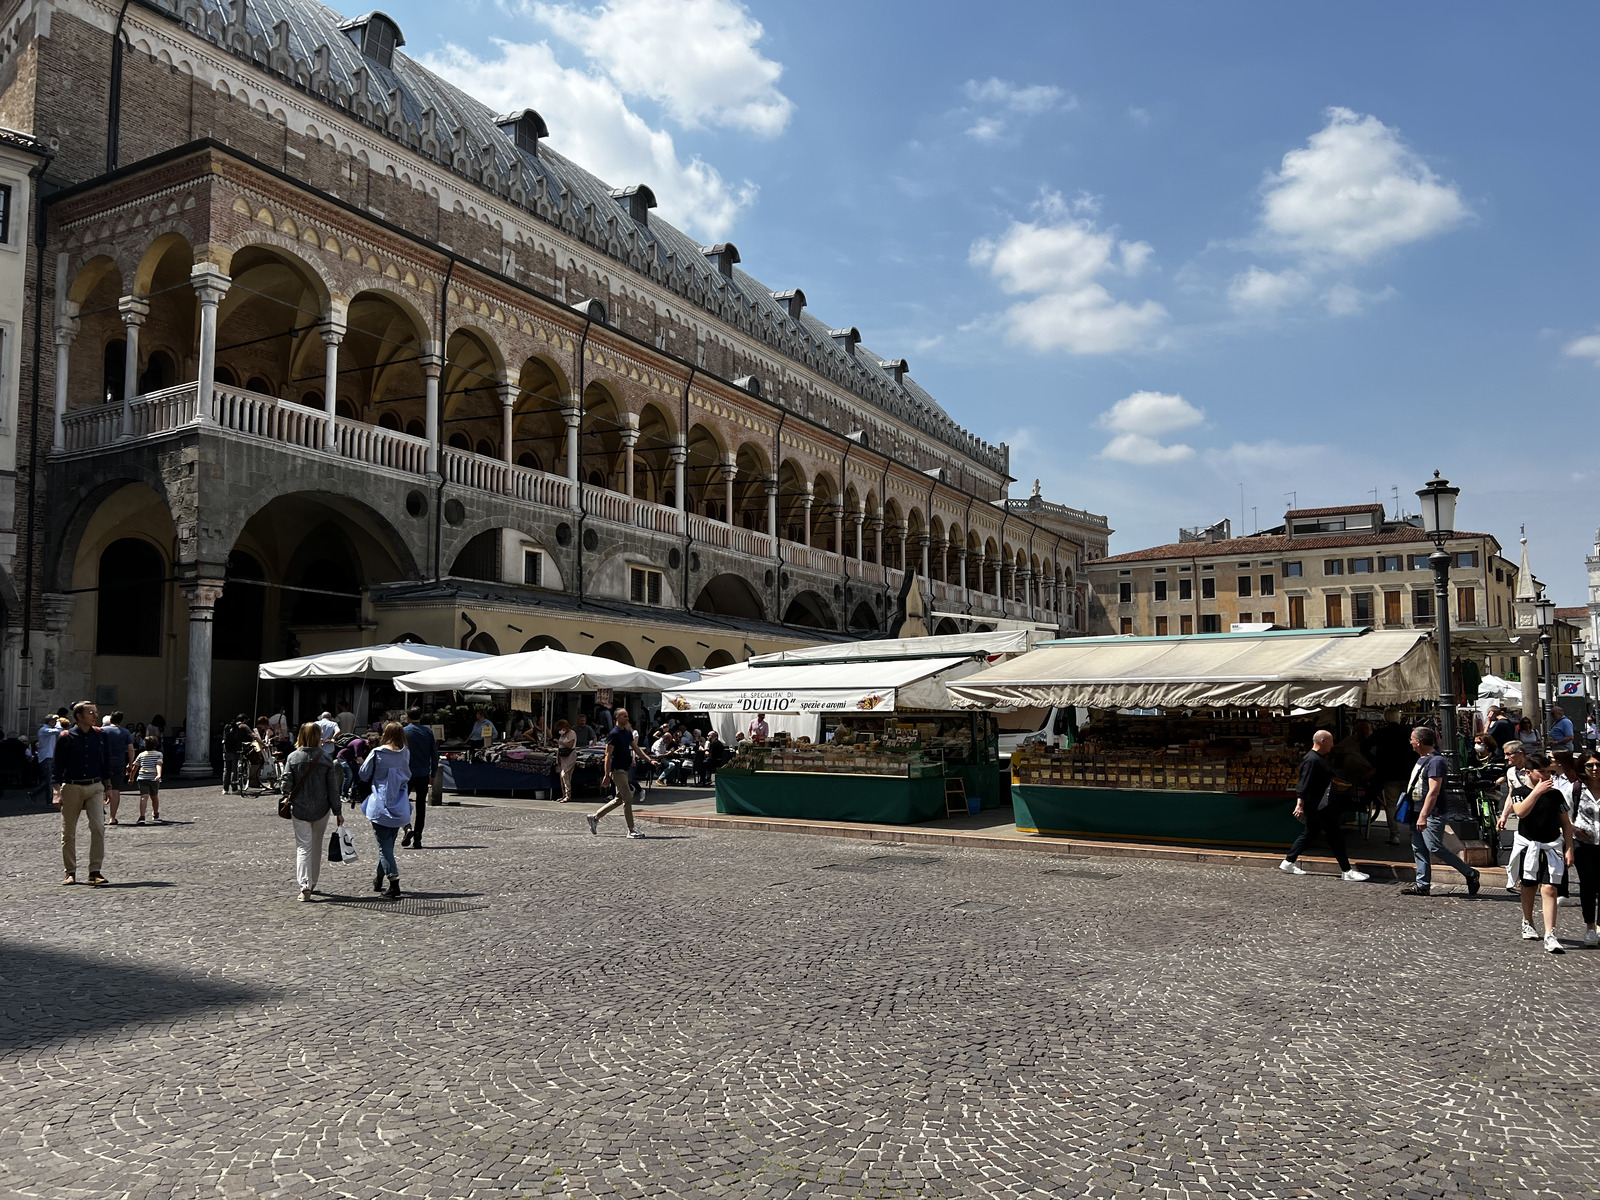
[1544, 932, 1565, 954]
[1340, 869, 1371, 882]
[1557, 896, 1578, 907]
[1521, 921, 1539, 940]
[1584, 929, 1599, 948]
[626, 829, 645, 839]
[1279, 859, 1307, 875]
[1506, 879, 1521, 893]
[585, 815, 598, 835]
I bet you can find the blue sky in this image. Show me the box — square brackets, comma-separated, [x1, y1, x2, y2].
[382, 0, 1598, 603]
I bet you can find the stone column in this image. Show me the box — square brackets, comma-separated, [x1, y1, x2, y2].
[320, 323, 344, 451]
[766, 479, 779, 541]
[853, 510, 866, 571]
[421, 354, 442, 475]
[669, 438, 687, 512]
[874, 508, 884, 568]
[117, 296, 149, 437]
[621, 420, 640, 498]
[1021, 568, 1035, 618]
[919, 535, 931, 581]
[834, 494, 845, 556]
[179, 578, 225, 779]
[191, 264, 231, 425]
[723, 459, 738, 523]
[499, 381, 518, 490]
[52, 316, 78, 451]
[898, 527, 909, 575]
[564, 400, 581, 495]
[800, 487, 813, 547]
[957, 548, 969, 603]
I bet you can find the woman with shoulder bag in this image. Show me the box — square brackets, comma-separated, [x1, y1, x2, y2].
[1507, 750, 1577, 954]
[360, 722, 413, 899]
[282, 722, 343, 903]
[554, 719, 577, 802]
[1574, 755, 1600, 948]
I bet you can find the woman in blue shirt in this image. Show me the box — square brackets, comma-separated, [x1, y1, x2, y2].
[359, 722, 413, 899]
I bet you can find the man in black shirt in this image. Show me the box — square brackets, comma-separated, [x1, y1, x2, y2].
[1364, 710, 1418, 845]
[1486, 706, 1518, 765]
[53, 699, 113, 885]
[1280, 730, 1370, 881]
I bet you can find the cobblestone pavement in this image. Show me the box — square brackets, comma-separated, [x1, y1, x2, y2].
[2, 783, 1597, 1199]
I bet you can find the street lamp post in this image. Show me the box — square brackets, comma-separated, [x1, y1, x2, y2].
[1534, 592, 1555, 740]
[1417, 471, 1460, 765]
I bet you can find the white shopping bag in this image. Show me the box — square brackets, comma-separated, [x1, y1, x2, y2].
[338, 826, 360, 863]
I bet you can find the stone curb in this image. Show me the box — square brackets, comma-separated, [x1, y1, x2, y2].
[636, 809, 1510, 885]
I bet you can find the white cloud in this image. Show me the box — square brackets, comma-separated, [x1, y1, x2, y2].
[1095, 391, 1202, 463]
[1258, 107, 1469, 264]
[1228, 265, 1309, 311]
[964, 78, 1069, 114]
[1564, 329, 1600, 365]
[1201, 440, 1324, 471]
[529, 0, 793, 136]
[1097, 390, 1204, 437]
[1102, 433, 1195, 464]
[425, 39, 756, 241]
[965, 116, 1006, 142]
[1323, 282, 1396, 316]
[969, 192, 1168, 354]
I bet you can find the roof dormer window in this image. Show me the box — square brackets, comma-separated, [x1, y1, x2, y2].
[342, 12, 404, 70]
[497, 109, 549, 158]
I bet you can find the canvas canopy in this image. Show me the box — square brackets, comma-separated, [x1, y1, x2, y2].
[946, 629, 1438, 712]
[746, 630, 1031, 666]
[662, 656, 983, 715]
[258, 642, 490, 681]
[394, 646, 686, 694]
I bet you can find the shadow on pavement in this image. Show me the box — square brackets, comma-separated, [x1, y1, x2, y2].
[0, 941, 269, 1050]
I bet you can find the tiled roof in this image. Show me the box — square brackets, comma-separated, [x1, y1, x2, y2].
[1090, 529, 1501, 566]
[145, 0, 1000, 467]
[1284, 504, 1385, 519]
[1555, 606, 1589, 621]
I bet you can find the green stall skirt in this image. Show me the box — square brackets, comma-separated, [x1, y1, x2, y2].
[1013, 784, 1303, 849]
[717, 772, 950, 824]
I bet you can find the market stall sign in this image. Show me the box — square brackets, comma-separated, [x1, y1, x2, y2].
[662, 687, 895, 713]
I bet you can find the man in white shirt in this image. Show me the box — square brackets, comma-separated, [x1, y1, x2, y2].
[37, 713, 62, 768]
[748, 713, 770, 744]
[316, 711, 340, 759]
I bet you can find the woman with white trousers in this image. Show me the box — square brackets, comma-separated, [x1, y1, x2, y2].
[282, 722, 344, 902]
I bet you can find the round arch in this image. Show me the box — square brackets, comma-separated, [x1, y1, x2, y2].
[647, 645, 690, 674]
[694, 573, 764, 620]
[514, 353, 569, 474]
[847, 601, 878, 631]
[580, 380, 626, 491]
[521, 634, 566, 652]
[686, 423, 727, 519]
[704, 647, 736, 669]
[783, 590, 835, 629]
[593, 640, 634, 665]
[443, 326, 507, 458]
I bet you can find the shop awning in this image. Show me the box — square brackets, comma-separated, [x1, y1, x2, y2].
[662, 656, 979, 715]
[394, 646, 687, 694]
[747, 630, 1032, 666]
[946, 629, 1438, 711]
[258, 642, 490, 681]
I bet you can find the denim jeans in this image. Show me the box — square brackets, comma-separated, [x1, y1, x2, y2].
[339, 759, 355, 798]
[373, 823, 400, 879]
[1411, 815, 1477, 889]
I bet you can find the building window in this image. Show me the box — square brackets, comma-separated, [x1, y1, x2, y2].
[1179, 578, 1192, 601]
[1180, 615, 1194, 635]
[1385, 591, 1402, 626]
[1288, 596, 1306, 629]
[1407, 554, 1429, 571]
[1458, 587, 1477, 623]
[1259, 574, 1275, 597]
[1200, 614, 1221, 633]
[1413, 590, 1433, 620]
[523, 549, 543, 587]
[358, 15, 402, 69]
[1118, 581, 1132, 604]
[1155, 616, 1168, 635]
[1349, 558, 1372, 574]
[1201, 577, 1215, 600]
[1378, 555, 1403, 572]
[630, 566, 663, 605]
[1283, 561, 1302, 577]
[1325, 594, 1344, 627]
[1323, 559, 1344, 576]
[0, 183, 11, 245]
[1237, 612, 1252, 624]
[1352, 593, 1373, 626]
[1454, 550, 1479, 569]
[1154, 580, 1167, 602]
[1237, 575, 1252, 598]
[1120, 617, 1134, 634]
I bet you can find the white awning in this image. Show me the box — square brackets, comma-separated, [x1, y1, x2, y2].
[394, 646, 687, 694]
[746, 630, 1032, 666]
[947, 629, 1438, 711]
[662, 656, 979, 715]
[258, 642, 490, 681]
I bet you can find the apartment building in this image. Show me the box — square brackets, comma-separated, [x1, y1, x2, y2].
[1086, 504, 1518, 665]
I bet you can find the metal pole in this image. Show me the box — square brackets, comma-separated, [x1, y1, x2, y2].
[1541, 630, 1554, 740]
[1431, 545, 1456, 766]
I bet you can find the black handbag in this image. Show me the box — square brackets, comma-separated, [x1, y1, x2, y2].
[327, 828, 343, 862]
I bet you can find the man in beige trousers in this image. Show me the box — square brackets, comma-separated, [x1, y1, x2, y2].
[52, 699, 113, 885]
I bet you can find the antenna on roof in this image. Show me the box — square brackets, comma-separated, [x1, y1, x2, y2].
[1390, 485, 1400, 519]
[1284, 490, 1297, 510]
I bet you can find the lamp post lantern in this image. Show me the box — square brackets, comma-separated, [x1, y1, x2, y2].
[1417, 471, 1461, 764]
[1533, 591, 1556, 740]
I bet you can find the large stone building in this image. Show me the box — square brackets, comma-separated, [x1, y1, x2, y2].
[1086, 502, 1519, 674]
[0, 0, 1104, 771]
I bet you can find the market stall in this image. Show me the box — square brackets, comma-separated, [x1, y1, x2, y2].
[661, 632, 1031, 823]
[948, 628, 1439, 847]
[257, 642, 492, 728]
[395, 648, 689, 797]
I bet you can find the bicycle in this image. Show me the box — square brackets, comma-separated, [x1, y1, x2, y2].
[1457, 763, 1504, 861]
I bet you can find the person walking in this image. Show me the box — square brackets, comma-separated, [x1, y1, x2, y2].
[1573, 754, 1600, 947]
[552, 718, 577, 802]
[1505, 750, 1576, 953]
[1400, 727, 1483, 898]
[586, 708, 653, 838]
[221, 714, 251, 794]
[131, 734, 164, 823]
[1496, 741, 1537, 893]
[53, 700, 113, 886]
[101, 711, 135, 825]
[282, 722, 344, 902]
[1363, 710, 1416, 845]
[1281, 730, 1371, 882]
[1549, 704, 1575, 753]
[315, 711, 340, 757]
[400, 708, 438, 848]
[1586, 715, 1600, 753]
[359, 722, 413, 899]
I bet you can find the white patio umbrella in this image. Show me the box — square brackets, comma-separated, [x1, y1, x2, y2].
[256, 642, 492, 727]
[393, 646, 687, 694]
